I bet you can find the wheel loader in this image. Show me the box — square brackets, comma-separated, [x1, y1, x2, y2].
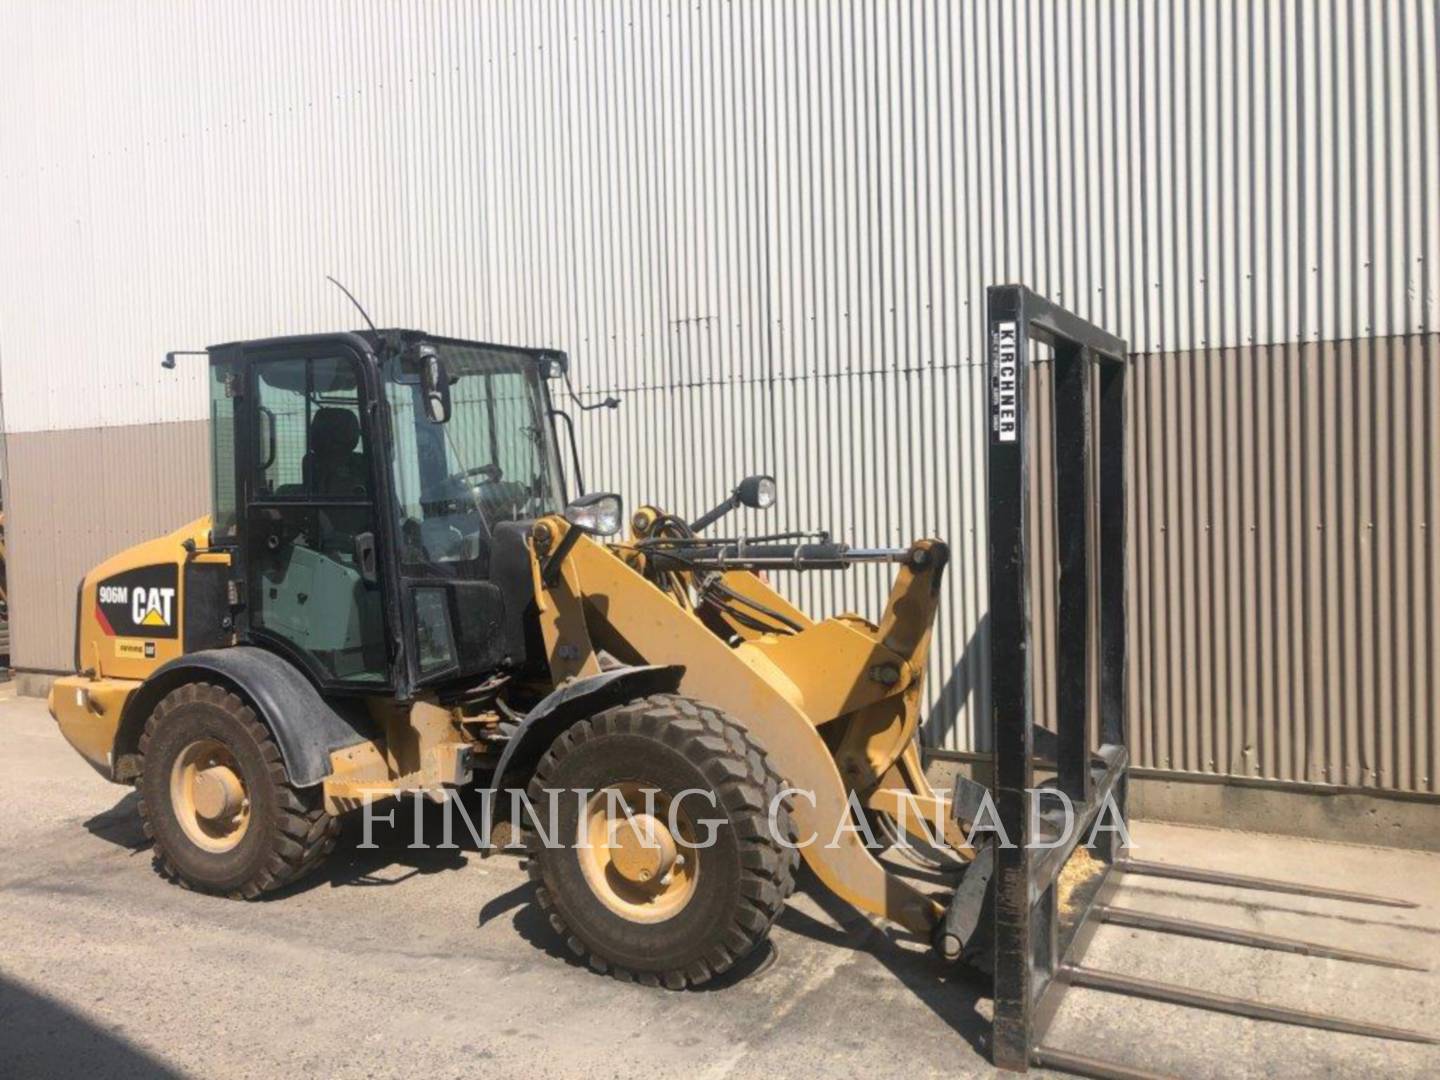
[49, 324, 968, 990]
[48, 289, 1434, 1074]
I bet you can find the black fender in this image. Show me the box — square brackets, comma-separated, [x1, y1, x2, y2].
[114, 646, 372, 788]
[487, 664, 685, 792]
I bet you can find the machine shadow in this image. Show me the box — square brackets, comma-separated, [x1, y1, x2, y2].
[83, 791, 150, 852]
[924, 613, 988, 750]
[507, 890, 780, 989]
[777, 867, 993, 1057]
[272, 795, 503, 896]
[505, 860, 987, 1047]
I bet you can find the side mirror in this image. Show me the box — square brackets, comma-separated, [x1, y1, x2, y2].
[735, 474, 777, 510]
[162, 349, 207, 370]
[419, 345, 451, 423]
[563, 492, 623, 537]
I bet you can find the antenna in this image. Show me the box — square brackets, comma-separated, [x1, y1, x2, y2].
[325, 275, 379, 335]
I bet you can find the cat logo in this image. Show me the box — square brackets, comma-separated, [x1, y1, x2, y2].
[95, 565, 181, 640]
[133, 587, 176, 628]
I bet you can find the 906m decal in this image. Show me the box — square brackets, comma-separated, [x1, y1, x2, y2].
[94, 565, 179, 640]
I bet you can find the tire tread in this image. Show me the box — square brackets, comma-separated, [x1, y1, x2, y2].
[524, 693, 798, 989]
[137, 681, 339, 900]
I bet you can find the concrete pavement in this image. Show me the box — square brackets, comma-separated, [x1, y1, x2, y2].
[2, 690, 1437, 1078]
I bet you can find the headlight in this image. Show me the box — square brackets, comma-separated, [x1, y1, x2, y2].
[736, 474, 777, 510]
[564, 492, 623, 537]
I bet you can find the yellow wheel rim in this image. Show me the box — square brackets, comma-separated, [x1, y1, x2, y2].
[577, 782, 699, 924]
[169, 738, 251, 853]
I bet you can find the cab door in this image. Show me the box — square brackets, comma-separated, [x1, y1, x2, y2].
[234, 342, 395, 691]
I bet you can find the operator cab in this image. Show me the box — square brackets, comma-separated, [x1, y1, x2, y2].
[205, 330, 568, 698]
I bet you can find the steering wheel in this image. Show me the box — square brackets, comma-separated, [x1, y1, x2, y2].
[423, 463, 495, 505]
[402, 515, 467, 562]
[424, 463, 537, 529]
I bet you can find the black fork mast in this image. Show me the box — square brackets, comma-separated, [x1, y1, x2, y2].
[981, 285, 1431, 1078]
[985, 284, 1131, 1071]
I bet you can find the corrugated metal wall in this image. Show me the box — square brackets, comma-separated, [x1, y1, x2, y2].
[0, 2, 1435, 793]
[1129, 334, 1438, 791]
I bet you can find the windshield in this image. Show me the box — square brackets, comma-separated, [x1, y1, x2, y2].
[384, 341, 563, 578]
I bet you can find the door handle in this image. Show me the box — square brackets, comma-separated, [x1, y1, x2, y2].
[257, 405, 278, 470]
[354, 531, 378, 585]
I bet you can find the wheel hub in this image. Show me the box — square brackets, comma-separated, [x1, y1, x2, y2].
[191, 764, 246, 822]
[608, 813, 678, 884]
[578, 784, 698, 923]
[170, 738, 251, 853]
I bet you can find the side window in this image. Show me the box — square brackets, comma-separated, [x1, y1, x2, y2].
[247, 354, 386, 685]
[385, 377, 474, 573]
[249, 505, 387, 684]
[209, 361, 238, 541]
[252, 357, 368, 498]
[383, 362, 550, 578]
[488, 372, 546, 503]
[413, 587, 457, 677]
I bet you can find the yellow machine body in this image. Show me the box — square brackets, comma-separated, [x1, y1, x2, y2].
[50, 514, 474, 803]
[51, 501, 964, 937]
[50, 517, 225, 777]
[528, 507, 966, 933]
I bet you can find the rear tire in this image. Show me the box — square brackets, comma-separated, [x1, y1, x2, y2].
[523, 694, 797, 988]
[138, 682, 339, 899]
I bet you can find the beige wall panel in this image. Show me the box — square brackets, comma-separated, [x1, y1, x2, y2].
[5, 421, 210, 672]
[1122, 334, 1439, 794]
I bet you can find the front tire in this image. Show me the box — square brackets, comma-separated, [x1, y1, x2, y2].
[524, 694, 797, 988]
[138, 682, 338, 899]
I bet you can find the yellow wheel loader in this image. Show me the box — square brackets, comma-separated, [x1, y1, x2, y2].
[49, 288, 1434, 1072]
[49, 326, 962, 988]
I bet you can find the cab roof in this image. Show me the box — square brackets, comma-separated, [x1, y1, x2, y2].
[206, 328, 565, 364]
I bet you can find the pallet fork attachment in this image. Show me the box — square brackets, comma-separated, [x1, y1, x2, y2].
[979, 285, 1435, 1078]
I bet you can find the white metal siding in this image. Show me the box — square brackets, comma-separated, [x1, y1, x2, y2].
[0, 2, 1436, 789]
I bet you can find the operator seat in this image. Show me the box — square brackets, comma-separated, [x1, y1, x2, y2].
[306, 407, 368, 497]
[303, 407, 370, 562]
